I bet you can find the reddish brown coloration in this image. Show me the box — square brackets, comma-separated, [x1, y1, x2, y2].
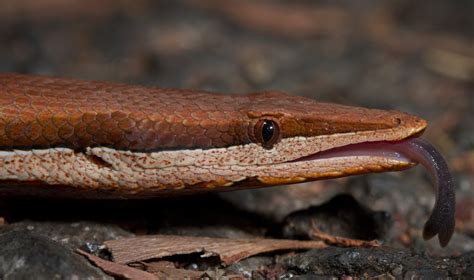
[311, 228, 381, 248]
[0, 73, 419, 151]
[2, 73, 456, 247]
[104, 235, 326, 265]
[0, 72, 429, 202]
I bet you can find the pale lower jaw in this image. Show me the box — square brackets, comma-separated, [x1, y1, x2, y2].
[293, 138, 455, 247]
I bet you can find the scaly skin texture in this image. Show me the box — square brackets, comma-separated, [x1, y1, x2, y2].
[0, 73, 420, 151]
[0, 73, 426, 198]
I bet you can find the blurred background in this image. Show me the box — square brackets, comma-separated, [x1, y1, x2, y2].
[0, 0, 473, 277]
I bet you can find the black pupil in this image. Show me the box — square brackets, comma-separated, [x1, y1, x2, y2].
[262, 120, 274, 143]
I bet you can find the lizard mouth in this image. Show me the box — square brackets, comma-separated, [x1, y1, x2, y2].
[292, 139, 413, 163]
[293, 137, 455, 248]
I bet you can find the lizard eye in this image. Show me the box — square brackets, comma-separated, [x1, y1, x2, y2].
[255, 119, 280, 149]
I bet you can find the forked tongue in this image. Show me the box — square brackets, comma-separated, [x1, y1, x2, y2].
[389, 138, 455, 247]
[308, 137, 455, 246]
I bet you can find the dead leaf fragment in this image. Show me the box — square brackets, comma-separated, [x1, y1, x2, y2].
[76, 249, 157, 280]
[311, 228, 381, 248]
[105, 235, 326, 265]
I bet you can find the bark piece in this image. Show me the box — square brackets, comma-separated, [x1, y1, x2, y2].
[105, 235, 326, 265]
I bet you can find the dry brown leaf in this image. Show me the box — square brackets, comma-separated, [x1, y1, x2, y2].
[76, 249, 157, 280]
[105, 235, 326, 265]
[311, 228, 381, 248]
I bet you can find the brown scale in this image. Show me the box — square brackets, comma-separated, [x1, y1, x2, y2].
[0, 73, 418, 151]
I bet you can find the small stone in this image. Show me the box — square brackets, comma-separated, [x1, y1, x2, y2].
[0, 230, 111, 279]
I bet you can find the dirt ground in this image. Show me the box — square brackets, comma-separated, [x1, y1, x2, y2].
[0, 0, 473, 278]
